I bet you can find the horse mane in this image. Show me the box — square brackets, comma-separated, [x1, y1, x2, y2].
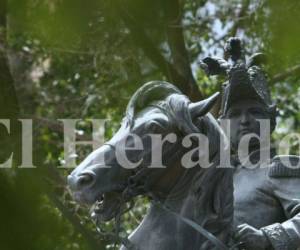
[125, 81, 200, 134]
[125, 81, 233, 246]
[124, 80, 227, 164]
[125, 81, 180, 126]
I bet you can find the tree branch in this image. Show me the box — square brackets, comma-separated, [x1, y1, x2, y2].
[228, 0, 251, 37]
[0, 0, 19, 118]
[116, 1, 203, 100]
[162, 0, 202, 100]
[270, 64, 300, 84]
[214, 0, 251, 45]
[0, 2, 105, 248]
[47, 191, 106, 250]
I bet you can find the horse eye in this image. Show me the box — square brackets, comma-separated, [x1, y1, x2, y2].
[146, 121, 163, 132]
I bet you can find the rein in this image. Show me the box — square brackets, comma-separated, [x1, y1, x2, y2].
[154, 200, 229, 250]
[100, 143, 230, 250]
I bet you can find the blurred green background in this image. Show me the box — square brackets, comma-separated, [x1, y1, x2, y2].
[0, 0, 300, 249]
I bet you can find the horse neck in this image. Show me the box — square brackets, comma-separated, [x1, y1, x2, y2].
[157, 166, 198, 211]
[130, 167, 208, 250]
[144, 160, 233, 248]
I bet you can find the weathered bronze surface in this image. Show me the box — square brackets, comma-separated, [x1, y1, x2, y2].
[68, 81, 233, 249]
[69, 38, 300, 250]
[201, 37, 300, 250]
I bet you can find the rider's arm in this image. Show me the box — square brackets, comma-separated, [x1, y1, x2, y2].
[261, 157, 300, 250]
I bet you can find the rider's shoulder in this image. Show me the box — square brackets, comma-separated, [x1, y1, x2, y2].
[268, 155, 300, 178]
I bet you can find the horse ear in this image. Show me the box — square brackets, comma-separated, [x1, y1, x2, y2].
[189, 92, 220, 118]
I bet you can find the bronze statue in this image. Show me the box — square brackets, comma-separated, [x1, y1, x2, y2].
[201, 37, 300, 250]
[68, 38, 300, 250]
[68, 81, 234, 249]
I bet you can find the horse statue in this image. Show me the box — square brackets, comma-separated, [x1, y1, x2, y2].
[68, 81, 233, 250]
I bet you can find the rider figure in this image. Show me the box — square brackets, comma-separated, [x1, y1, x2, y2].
[201, 37, 300, 250]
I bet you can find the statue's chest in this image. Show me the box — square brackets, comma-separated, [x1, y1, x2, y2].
[233, 167, 284, 228]
[233, 167, 269, 201]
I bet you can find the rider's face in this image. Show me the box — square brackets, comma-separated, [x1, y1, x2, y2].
[225, 99, 271, 150]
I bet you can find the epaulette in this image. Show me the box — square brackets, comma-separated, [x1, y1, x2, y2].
[269, 155, 300, 178]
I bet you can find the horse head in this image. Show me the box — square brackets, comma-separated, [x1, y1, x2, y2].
[67, 81, 221, 223]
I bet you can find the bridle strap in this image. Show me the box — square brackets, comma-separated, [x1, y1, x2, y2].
[102, 142, 230, 249]
[154, 200, 229, 250]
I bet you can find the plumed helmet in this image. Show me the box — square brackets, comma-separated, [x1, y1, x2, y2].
[199, 37, 276, 123]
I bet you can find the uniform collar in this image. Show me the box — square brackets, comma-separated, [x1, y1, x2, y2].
[232, 147, 276, 168]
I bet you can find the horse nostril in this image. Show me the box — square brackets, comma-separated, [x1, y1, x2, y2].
[77, 173, 96, 189]
[77, 174, 94, 187]
[67, 172, 96, 191]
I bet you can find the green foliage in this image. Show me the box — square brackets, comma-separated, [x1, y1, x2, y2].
[1, 0, 300, 249]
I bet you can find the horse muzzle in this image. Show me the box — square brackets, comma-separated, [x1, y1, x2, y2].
[68, 170, 97, 192]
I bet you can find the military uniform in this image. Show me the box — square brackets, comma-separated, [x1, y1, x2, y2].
[233, 150, 300, 250]
[200, 37, 300, 249]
